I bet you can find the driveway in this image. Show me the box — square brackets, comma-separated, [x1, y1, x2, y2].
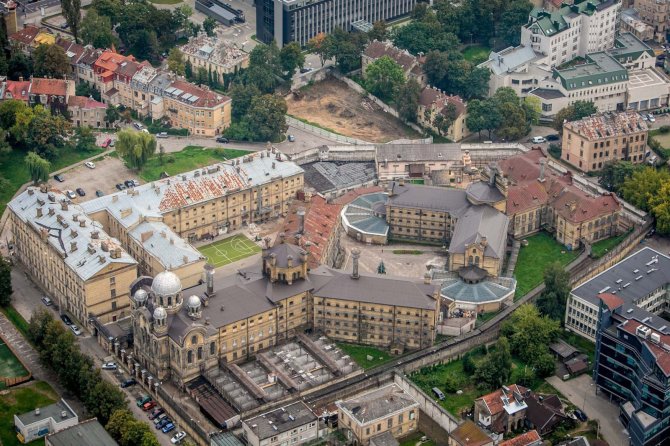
[547, 374, 629, 446]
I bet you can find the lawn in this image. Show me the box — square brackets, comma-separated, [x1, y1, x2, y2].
[0, 381, 58, 446]
[514, 232, 580, 298]
[399, 432, 435, 446]
[590, 231, 630, 259]
[336, 343, 393, 370]
[1, 306, 31, 340]
[0, 342, 28, 386]
[462, 45, 491, 64]
[0, 146, 105, 215]
[138, 146, 249, 182]
[198, 234, 261, 268]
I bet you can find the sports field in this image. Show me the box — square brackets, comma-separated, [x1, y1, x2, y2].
[0, 341, 28, 388]
[198, 234, 261, 268]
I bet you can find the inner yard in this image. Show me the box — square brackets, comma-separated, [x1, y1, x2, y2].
[198, 234, 261, 268]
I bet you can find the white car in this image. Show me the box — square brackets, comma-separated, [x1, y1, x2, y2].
[84, 161, 96, 169]
[171, 431, 186, 444]
[65, 190, 77, 200]
[101, 362, 118, 370]
[70, 325, 82, 336]
[648, 114, 656, 122]
[41, 296, 53, 306]
[531, 136, 547, 143]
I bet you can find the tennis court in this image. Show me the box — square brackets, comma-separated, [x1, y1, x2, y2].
[0, 341, 28, 381]
[198, 234, 261, 268]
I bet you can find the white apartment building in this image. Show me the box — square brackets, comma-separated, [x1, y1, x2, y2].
[478, 45, 551, 97]
[565, 247, 670, 341]
[521, 0, 621, 67]
[242, 402, 318, 446]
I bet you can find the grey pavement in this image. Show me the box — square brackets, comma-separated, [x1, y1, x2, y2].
[547, 374, 629, 446]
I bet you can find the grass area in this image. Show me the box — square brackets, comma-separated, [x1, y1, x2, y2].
[590, 231, 630, 259]
[0, 306, 31, 340]
[287, 114, 344, 136]
[476, 311, 499, 327]
[649, 128, 670, 159]
[148, 0, 182, 3]
[514, 232, 580, 298]
[399, 432, 435, 446]
[392, 249, 423, 255]
[0, 381, 58, 446]
[138, 146, 249, 182]
[198, 234, 261, 268]
[0, 146, 104, 215]
[462, 45, 491, 64]
[0, 342, 28, 381]
[336, 343, 393, 370]
[408, 179, 425, 184]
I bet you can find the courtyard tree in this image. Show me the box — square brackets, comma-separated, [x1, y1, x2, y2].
[474, 336, 512, 390]
[0, 257, 12, 307]
[552, 100, 597, 131]
[115, 129, 157, 170]
[33, 44, 71, 78]
[62, 0, 82, 42]
[230, 83, 261, 120]
[650, 181, 670, 235]
[368, 20, 388, 42]
[501, 304, 560, 364]
[621, 167, 670, 211]
[81, 9, 117, 49]
[364, 56, 405, 102]
[105, 104, 121, 127]
[279, 42, 305, 79]
[433, 102, 458, 137]
[203, 17, 217, 37]
[246, 94, 288, 142]
[537, 261, 571, 321]
[465, 99, 487, 139]
[25, 151, 51, 185]
[395, 79, 421, 122]
[75, 126, 98, 152]
[7, 51, 32, 81]
[307, 33, 329, 66]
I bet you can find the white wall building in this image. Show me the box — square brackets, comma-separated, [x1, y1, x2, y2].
[14, 400, 78, 444]
[243, 402, 318, 446]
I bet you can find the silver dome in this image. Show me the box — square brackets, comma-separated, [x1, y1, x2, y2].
[133, 288, 148, 303]
[187, 295, 201, 309]
[151, 271, 182, 297]
[153, 306, 167, 321]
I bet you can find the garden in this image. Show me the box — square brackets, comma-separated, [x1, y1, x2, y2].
[138, 146, 250, 182]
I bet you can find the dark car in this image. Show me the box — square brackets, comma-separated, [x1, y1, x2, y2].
[53, 174, 65, 182]
[60, 314, 73, 325]
[216, 136, 229, 143]
[149, 408, 165, 420]
[76, 188, 86, 197]
[115, 183, 127, 191]
[95, 190, 105, 197]
[546, 134, 560, 141]
[574, 409, 588, 422]
[300, 67, 313, 74]
[156, 418, 171, 429]
[121, 378, 137, 388]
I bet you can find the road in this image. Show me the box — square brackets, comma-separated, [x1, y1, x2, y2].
[548, 375, 629, 446]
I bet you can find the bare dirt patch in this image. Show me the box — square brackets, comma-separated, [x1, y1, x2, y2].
[287, 78, 420, 143]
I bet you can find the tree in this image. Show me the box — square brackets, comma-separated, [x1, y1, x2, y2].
[115, 130, 157, 170]
[90, 0, 122, 24]
[173, 4, 193, 30]
[651, 181, 670, 235]
[168, 47, 186, 76]
[25, 152, 51, 184]
[0, 99, 27, 130]
[534, 352, 557, 378]
[474, 337, 512, 390]
[499, 0, 533, 47]
[185, 60, 193, 79]
[392, 6, 460, 55]
[307, 33, 329, 66]
[324, 28, 366, 73]
[621, 167, 670, 211]
[106, 409, 135, 441]
[75, 82, 101, 101]
[81, 9, 117, 48]
[105, 105, 121, 127]
[395, 79, 421, 122]
[523, 96, 541, 126]
[279, 42, 305, 79]
[127, 30, 160, 64]
[537, 262, 571, 321]
[434, 102, 458, 137]
[62, 0, 82, 42]
[7, 52, 32, 80]
[33, 44, 71, 78]
[598, 161, 641, 193]
[85, 379, 127, 425]
[23, 106, 71, 158]
[0, 257, 12, 307]
[501, 304, 560, 363]
[364, 56, 405, 102]
[246, 95, 288, 142]
[552, 100, 597, 131]
[368, 21, 388, 42]
[203, 17, 217, 37]
[0, 50, 8, 77]
[465, 99, 487, 139]
[245, 43, 282, 93]
[75, 126, 98, 152]
[230, 83, 261, 120]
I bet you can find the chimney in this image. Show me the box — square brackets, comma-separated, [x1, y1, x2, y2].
[91, 230, 99, 239]
[481, 236, 488, 247]
[40, 228, 48, 241]
[424, 272, 431, 284]
[28, 188, 34, 195]
[351, 248, 360, 279]
[61, 411, 67, 419]
[300, 249, 308, 264]
[538, 158, 546, 182]
[297, 207, 306, 234]
[79, 219, 86, 227]
[279, 232, 286, 244]
[39, 184, 48, 193]
[489, 165, 498, 187]
[204, 263, 215, 296]
[61, 202, 68, 211]
[36, 207, 43, 218]
[269, 253, 277, 267]
[48, 207, 55, 216]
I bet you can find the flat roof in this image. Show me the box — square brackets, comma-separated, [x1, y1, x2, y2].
[337, 384, 418, 425]
[555, 53, 628, 90]
[244, 401, 316, 440]
[375, 144, 462, 163]
[16, 400, 77, 427]
[44, 419, 117, 446]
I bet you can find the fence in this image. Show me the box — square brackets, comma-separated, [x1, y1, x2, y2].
[393, 374, 460, 434]
[0, 334, 32, 388]
[155, 385, 211, 446]
[286, 116, 370, 145]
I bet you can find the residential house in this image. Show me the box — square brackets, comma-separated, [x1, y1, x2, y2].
[160, 79, 232, 136]
[0, 78, 31, 103]
[525, 394, 567, 435]
[29, 78, 75, 115]
[242, 402, 318, 446]
[92, 50, 139, 101]
[448, 420, 494, 446]
[474, 384, 529, 433]
[68, 95, 107, 128]
[417, 86, 470, 142]
[362, 41, 426, 87]
[498, 430, 543, 446]
[8, 24, 40, 54]
[180, 34, 250, 85]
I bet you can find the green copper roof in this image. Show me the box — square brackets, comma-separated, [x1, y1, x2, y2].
[608, 32, 655, 63]
[553, 52, 628, 90]
[528, 0, 618, 36]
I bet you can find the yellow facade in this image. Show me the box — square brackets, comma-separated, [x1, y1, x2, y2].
[163, 96, 232, 137]
[386, 206, 454, 244]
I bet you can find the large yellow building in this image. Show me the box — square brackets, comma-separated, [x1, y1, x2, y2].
[9, 185, 138, 324]
[130, 242, 439, 386]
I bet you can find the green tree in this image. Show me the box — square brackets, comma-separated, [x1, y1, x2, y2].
[392, 7, 460, 55]
[203, 17, 217, 37]
[395, 79, 421, 122]
[115, 129, 157, 169]
[0, 50, 8, 77]
[127, 30, 159, 64]
[499, 0, 533, 47]
[246, 94, 288, 142]
[537, 262, 571, 321]
[465, 99, 487, 139]
[552, 100, 597, 131]
[230, 83, 261, 120]
[185, 60, 193, 79]
[523, 96, 541, 126]
[26, 106, 71, 158]
[25, 151, 51, 185]
[307, 33, 329, 66]
[90, 0, 122, 24]
[474, 337, 512, 390]
[75, 126, 98, 151]
[85, 379, 128, 425]
[434, 102, 458, 137]
[533, 352, 557, 378]
[501, 304, 560, 363]
[423, 51, 449, 88]
[105, 105, 121, 127]
[368, 21, 388, 42]
[81, 9, 117, 49]
[33, 44, 71, 78]
[598, 161, 641, 193]
[62, 0, 82, 42]
[7, 52, 32, 80]
[650, 180, 670, 234]
[364, 56, 405, 102]
[106, 409, 134, 441]
[173, 4, 193, 30]
[622, 167, 670, 211]
[0, 257, 12, 307]
[0, 99, 27, 129]
[168, 47, 186, 76]
[75, 82, 102, 102]
[245, 43, 282, 93]
[279, 42, 305, 79]
[324, 28, 366, 73]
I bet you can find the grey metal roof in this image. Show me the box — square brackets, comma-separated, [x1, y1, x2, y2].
[571, 247, 670, 306]
[448, 206, 509, 259]
[8, 188, 136, 281]
[529, 88, 566, 100]
[211, 432, 246, 446]
[466, 181, 505, 204]
[129, 221, 204, 270]
[549, 339, 579, 359]
[388, 183, 471, 214]
[337, 384, 418, 425]
[482, 45, 541, 75]
[44, 419, 117, 446]
[244, 401, 316, 440]
[16, 400, 77, 427]
[375, 144, 461, 163]
[302, 161, 376, 193]
[441, 276, 516, 304]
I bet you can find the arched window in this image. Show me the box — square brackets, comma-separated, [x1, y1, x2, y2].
[197, 346, 203, 360]
[168, 295, 173, 306]
[468, 255, 473, 265]
[191, 335, 197, 345]
[210, 342, 216, 355]
[475, 256, 480, 266]
[187, 350, 193, 364]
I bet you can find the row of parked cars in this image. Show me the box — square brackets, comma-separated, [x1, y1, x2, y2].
[135, 395, 186, 443]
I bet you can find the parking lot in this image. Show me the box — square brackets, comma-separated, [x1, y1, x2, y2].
[52, 155, 138, 202]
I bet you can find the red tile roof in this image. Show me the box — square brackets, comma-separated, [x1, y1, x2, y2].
[30, 78, 70, 97]
[331, 186, 383, 205]
[418, 86, 466, 116]
[477, 384, 528, 416]
[165, 80, 231, 108]
[93, 50, 136, 75]
[620, 320, 670, 375]
[9, 25, 40, 45]
[498, 430, 541, 446]
[364, 40, 419, 72]
[3, 80, 31, 102]
[597, 292, 624, 310]
[552, 188, 619, 224]
[68, 95, 106, 109]
[450, 420, 492, 446]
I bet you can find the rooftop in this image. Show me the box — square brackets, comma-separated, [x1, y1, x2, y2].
[30, 78, 70, 97]
[527, 0, 619, 37]
[498, 430, 542, 446]
[608, 32, 654, 60]
[549, 339, 579, 359]
[9, 25, 40, 45]
[369, 431, 399, 446]
[450, 420, 493, 446]
[164, 79, 231, 108]
[16, 399, 77, 427]
[480, 45, 542, 75]
[363, 40, 420, 72]
[180, 34, 249, 70]
[554, 53, 628, 90]
[375, 143, 462, 163]
[244, 401, 316, 440]
[337, 384, 419, 425]
[68, 95, 106, 109]
[563, 111, 648, 140]
[44, 418, 117, 446]
[476, 384, 528, 417]
[302, 161, 376, 193]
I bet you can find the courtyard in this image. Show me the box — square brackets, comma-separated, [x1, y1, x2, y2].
[198, 234, 261, 268]
[0, 340, 28, 390]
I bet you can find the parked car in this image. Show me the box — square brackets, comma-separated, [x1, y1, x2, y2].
[53, 174, 65, 182]
[41, 296, 53, 306]
[101, 138, 112, 148]
[141, 128, 150, 134]
[162, 423, 176, 434]
[95, 190, 105, 197]
[121, 378, 137, 388]
[76, 188, 86, 197]
[648, 113, 656, 122]
[149, 408, 165, 420]
[531, 136, 547, 143]
[101, 362, 117, 370]
[545, 134, 560, 141]
[432, 387, 445, 400]
[216, 136, 229, 143]
[65, 190, 77, 200]
[133, 122, 144, 130]
[143, 401, 157, 411]
[300, 67, 313, 74]
[110, 140, 115, 147]
[171, 431, 186, 444]
[70, 325, 82, 336]
[288, 134, 295, 142]
[574, 409, 588, 422]
[137, 395, 152, 407]
[115, 183, 127, 191]
[60, 314, 73, 325]
[156, 418, 171, 429]
[85, 161, 96, 169]
[153, 413, 168, 425]
[156, 132, 168, 138]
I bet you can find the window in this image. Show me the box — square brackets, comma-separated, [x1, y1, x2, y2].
[191, 335, 197, 345]
[210, 342, 216, 355]
[187, 350, 193, 363]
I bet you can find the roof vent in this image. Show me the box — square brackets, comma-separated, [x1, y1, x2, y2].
[35, 408, 40, 416]
[61, 410, 67, 418]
